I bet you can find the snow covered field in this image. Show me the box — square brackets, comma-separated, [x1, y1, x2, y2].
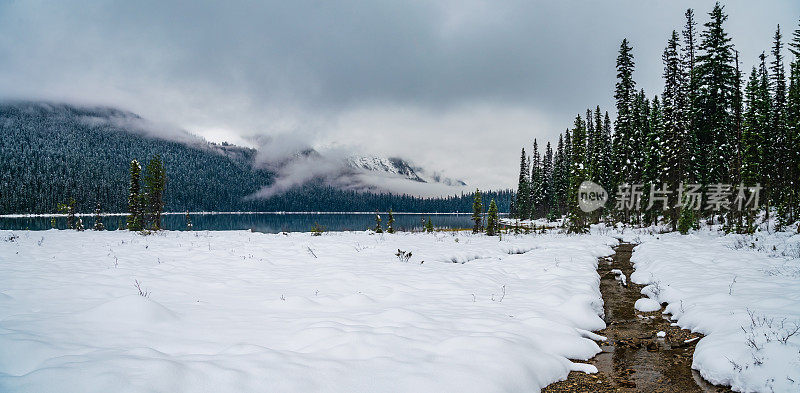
[630, 230, 800, 393]
[0, 230, 615, 392]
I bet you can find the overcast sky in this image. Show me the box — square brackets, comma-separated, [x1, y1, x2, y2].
[1, 0, 798, 191]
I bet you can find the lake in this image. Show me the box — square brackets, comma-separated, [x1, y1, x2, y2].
[0, 212, 484, 233]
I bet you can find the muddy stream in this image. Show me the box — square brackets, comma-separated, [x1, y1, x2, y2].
[543, 243, 732, 392]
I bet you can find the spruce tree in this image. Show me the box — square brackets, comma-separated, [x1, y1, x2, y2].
[386, 208, 395, 233]
[695, 2, 736, 185]
[185, 210, 193, 231]
[585, 109, 596, 179]
[566, 115, 589, 233]
[425, 217, 434, 233]
[614, 39, 637, 191]
[58, 198, 77, 230]
[514, 148, 531, 219]
[542, 142, 553, 217]
[552, 135, 567, 218]
[589, 106, 604, 183]
[742, 66, 767, 230]
[530, 139, 543, 218]
[93, 202, 104, 231]
[756, 53, 775, 221]
[374, 212, 383, 233]
[562, 129, 573, 218]
[730, 49, 744, 231]
[788, 19, 800, 225]
[770, 25, 791, 227]
[643, 96, 664, 226]
[127, 160, 143, 231]
[662, 30, 690, 229]
[472, 189, 484, 233]
[683, 8, 700, 182]
[144, 155, 166, 230]
[486, 199, 499, 236]
[599, 112, 614, 214]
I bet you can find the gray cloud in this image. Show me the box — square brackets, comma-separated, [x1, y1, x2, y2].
[0, 0, 797, 190]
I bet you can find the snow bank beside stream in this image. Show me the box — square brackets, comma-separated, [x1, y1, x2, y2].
[0, 230, 616, 393]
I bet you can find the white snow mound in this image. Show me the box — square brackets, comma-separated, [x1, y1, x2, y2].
[634, 297, 661, 312]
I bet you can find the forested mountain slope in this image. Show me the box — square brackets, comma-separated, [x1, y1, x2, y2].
[0, 102, 512, 214]
[0, 102, 273, 213]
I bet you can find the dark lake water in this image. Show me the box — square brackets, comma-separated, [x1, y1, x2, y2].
[0, 213, 482, 233]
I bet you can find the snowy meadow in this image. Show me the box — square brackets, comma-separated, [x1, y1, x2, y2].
[0, 230, 616, 393]
[628, 229, 800, 393]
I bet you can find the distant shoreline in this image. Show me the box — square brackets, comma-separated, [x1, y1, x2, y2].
[0, 211, 502, 218]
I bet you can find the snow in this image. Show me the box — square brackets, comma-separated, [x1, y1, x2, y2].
[634, 297, 661, 312]
[610, 268, 627, 286]
[656, 331, 666, 338]
[0, 230, 616, 393]
[630, 230, 800, 393]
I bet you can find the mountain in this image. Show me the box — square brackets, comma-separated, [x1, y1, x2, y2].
[0, 101, 274, 214]
[0, 101, 511, 214]
[345, 155, 466, 186]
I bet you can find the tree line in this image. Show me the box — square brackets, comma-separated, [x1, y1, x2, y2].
[512, 3, 800, 234]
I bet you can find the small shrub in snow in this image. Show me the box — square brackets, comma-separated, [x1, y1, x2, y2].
[677, 203, 697, 235]
[395, 249, 412, 262]
[134, 280, 150, 298]
[491, 285, 506, 302]
[311, 222, 325, 236]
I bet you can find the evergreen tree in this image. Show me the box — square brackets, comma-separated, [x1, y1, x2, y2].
[770, 25, 791, 227]
[472, 189, 484, 233]
[683, 9, 701, 183]
[614, 38, 638, 198]
[425, 217, 434, 233]
[757, 53, 775, 221]
[530, 139, 543, 218]
[730, 49, 745, 231]
[552, 135, 567, 217]
[185, 210, 193, 231]
[514, 148, 531, 219]
[542, 142, 553, 217]
[662, 30, 690, 229]
[374, 212, 383, 233]
[486, 199, 499, 236]
[143, 155, 166, 230]
[93, 202, 104, 231]
[643, 96, 665, 226]
[585, 109, 596, 179]
[57, 198, 77, 230]
[742, 66, 768, 229]
[599, 112, 614, 212]
[566, 115, 589, 233]
[589, 106, 604, 183]
[386, 208, 395, 233]
[788, 19, 800, 225]
[127, 160, 143, 231]
[562, 130, 573, 217]
[695, 2, 737, 185]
